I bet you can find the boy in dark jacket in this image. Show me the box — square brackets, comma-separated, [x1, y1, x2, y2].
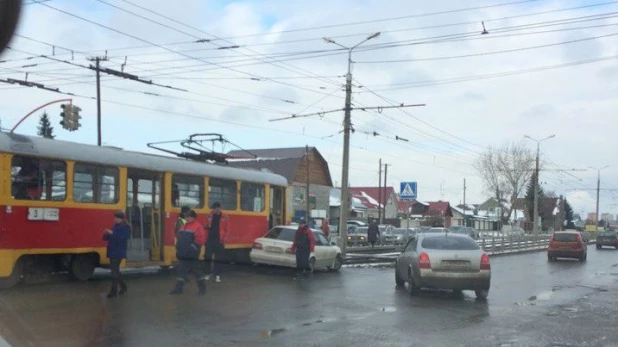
[170, 210, 207, 295]
[103, 211, 131, 298]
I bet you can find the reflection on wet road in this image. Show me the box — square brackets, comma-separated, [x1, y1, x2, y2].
[0, 245, 617, 347]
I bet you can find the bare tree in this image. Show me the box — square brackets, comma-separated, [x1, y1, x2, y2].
[474, 141, 536, 223]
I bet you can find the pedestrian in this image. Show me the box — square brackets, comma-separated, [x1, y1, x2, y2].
[291, 220, 315, 276]
[175, 206, 191, 236]
[204, 202, 228, 283]
[102, 211, 130, 298]
[321, 217, 330, 238]
[170, 210, 207, 295]
[368, 220, 380, 248]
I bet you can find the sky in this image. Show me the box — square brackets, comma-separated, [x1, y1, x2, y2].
[0, 0, 617, 218]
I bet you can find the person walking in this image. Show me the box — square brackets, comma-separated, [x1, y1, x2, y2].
[170, 210, 207, 295]
[103, 211, 131, 298]
[321, 217, 330, 238]
[368, 220, 380, 248]
[291, 221, 315, 276]
[204, 202, 228, 283]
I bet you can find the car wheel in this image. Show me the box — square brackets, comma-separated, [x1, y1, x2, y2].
[407, 270, 420, 295]
[547, 255, 553, 262]
[475, 289, 489, 300]
[395, 266, 405, 287]
[328, 254, 343, 272]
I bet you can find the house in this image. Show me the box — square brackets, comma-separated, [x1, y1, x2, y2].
[511, 196, 566, 231]
[451, 206, 475, 227]
[227, 147, 333, 223]
[348, 186, 400, 221]
[329, 188, 368, 222]
[409, 200, 454, 227]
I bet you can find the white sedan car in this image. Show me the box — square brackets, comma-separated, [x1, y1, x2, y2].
[250, 226, 343, 271]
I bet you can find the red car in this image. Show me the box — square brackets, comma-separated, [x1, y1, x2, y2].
[548, 231, 587, 262]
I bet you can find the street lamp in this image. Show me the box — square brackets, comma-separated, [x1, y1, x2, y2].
[524, 134, 556, 235]
[589, 165, 609, 228]
[323, 32, 380, 257]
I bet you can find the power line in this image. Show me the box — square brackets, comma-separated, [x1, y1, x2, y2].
[356, 32, 618, 64]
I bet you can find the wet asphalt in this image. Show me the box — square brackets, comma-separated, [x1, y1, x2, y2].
[0, 245, 617, 347]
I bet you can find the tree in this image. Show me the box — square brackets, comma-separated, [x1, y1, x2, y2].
[37, 112, 55, 139]
[564, 199, 575, 229]
[474, 141, 536, 223]
[524, 171, 545, 222]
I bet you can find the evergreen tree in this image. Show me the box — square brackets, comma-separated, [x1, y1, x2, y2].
[563, 199, 574, 228]
[524, 171, 544, 221]
[37, 112, 55, 139]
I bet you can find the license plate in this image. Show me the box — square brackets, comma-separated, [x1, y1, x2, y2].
[265, 246, 283, 253]
[441, 260, 470, 269]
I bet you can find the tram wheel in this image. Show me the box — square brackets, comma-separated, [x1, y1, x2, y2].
[69, 254, 97, 281]
[0, 258, 23, 289]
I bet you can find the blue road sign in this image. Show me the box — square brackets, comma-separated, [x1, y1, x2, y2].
[400, 182, 417, 200]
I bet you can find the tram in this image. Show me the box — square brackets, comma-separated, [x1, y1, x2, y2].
[0, 132, 288, 288]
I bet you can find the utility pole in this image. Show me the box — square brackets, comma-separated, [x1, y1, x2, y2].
[378, 158, 382, 224]
[463, 178, 467, 227]
[383, 164, 388, 223]
[590, 166, 609, 228]
[88, 56, 108, 146]
[524, 134, 555, 235]
[269, 33, 426, 257]
[305, 145, 310, 224]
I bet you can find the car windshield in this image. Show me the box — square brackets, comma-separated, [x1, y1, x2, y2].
[264, 227, 296, 242]
[553, 233, 579, 242]
[352, 227, 368, 234]
[393, 229, 407, 234]
[421, 236, 480, 250]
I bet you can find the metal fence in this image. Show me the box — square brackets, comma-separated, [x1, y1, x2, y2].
[343, 234, 584, 256]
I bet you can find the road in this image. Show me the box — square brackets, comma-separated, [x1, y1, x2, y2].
[0, 245, 617, 347]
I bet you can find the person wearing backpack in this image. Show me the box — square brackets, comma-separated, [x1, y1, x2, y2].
[170, 210, 207, 295]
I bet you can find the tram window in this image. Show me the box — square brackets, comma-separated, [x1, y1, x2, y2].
[11, 156, 66, 201]
[73, 163, 119, 204]
[172, 175, 204, 208]
[208, 178, 237, 210]
[240, 182, 265, 212]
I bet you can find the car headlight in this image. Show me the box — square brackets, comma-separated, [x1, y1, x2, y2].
[360, 236, 365, 240]
[347, 236, 351, 240]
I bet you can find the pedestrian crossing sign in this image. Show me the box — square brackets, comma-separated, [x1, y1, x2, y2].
[400, 182, 417, 200]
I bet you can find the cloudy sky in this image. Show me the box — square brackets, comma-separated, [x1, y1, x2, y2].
[1, 0, 617, 217]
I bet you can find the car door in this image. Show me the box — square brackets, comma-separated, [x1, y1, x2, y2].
[315, 233, 336, 266]
[397, 237, 417, 280]
[312, 232, 328, 267]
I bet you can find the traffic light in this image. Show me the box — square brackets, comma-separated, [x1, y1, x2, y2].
[60, 104, 71, 130]
[59, 104, 82, 131]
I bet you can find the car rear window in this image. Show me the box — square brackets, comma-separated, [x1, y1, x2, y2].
[553, 233, 579, 242]
[421, 236, 480, 250]
[264, 228, 295, 241]
[599, 231, 617, 237]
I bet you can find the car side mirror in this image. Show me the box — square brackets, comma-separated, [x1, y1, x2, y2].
[330, 241, 337, 246]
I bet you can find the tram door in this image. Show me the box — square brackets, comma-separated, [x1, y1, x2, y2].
[270, 186, 286, 226]
[126, 169, 165, 262]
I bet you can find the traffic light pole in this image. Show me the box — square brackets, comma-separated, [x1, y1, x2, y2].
[10, 98, 72, 134]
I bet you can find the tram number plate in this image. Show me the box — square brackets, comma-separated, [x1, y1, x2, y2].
[28, 208, 60, 221]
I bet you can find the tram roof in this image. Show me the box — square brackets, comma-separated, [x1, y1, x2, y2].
[0, 132, 288, 186]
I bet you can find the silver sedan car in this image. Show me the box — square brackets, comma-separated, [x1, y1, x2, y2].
[394, 233, 491, 299]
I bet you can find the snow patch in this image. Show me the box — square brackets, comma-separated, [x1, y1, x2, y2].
[360, 191, 382, 208]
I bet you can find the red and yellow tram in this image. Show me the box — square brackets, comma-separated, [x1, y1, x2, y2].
[0, 132, 288, 288]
